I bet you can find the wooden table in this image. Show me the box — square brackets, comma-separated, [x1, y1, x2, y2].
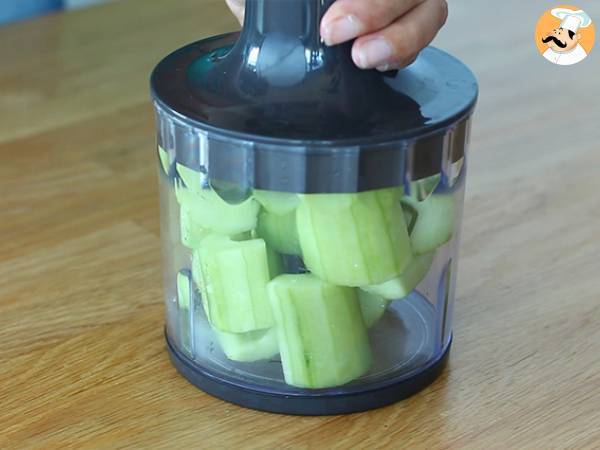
[1, 1, 599, 448]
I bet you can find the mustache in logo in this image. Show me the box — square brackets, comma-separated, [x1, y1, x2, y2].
[542, 35, 567, 48]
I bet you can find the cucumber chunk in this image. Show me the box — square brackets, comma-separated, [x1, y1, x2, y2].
[401, 194, 455, 255]
[254, 190, 299, 215]
[215, 328, 279, 362]
[357, 290, 391, 328]
[268, 274, 372, 389]
[180, 204, 209, 249]
[296, 188, 412, 286]
[362, 252, 434, 300]
[175, 178, 259, 236]
[256, 210, 301, 255]
[193, 235, 274, 333]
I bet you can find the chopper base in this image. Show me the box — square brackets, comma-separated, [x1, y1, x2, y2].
[165, 292, 451, 416]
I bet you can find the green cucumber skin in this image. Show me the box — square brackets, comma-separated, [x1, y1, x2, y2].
[268, 274, 372, 389]
[363, 252, 434, 300]
[254, 190, 300, 215]
[193, 236, 274, 333]
[357, 290, 391, 328]
[296, 188, 412, 286]
[402, 194, 455, 255]
[257, 210, 302, 256]
[215, 328, 279, 362]
[178, 266, 279, 362]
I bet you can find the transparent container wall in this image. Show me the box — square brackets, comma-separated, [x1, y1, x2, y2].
[156, 105, 469, 393]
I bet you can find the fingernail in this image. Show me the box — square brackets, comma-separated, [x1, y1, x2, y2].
[322, 15, 362, 46]
[376, 63, 391, 72]
[355, 37, 393, 69]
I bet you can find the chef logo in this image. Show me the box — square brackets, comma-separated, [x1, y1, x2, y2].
[535, 5, 595, 65]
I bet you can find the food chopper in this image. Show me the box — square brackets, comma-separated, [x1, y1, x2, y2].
[150, 0, 477, 415]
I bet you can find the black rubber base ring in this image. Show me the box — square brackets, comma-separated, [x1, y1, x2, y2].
[166, 331, 451, 415]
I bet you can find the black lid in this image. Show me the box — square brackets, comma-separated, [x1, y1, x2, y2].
[151, 0, 477, 146]
[151, 0, 477, 193]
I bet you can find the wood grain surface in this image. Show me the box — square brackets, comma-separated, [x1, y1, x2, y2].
[1, 0, 599, 448]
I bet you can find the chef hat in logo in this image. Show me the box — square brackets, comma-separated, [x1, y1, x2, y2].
[551, 8, 592, 33]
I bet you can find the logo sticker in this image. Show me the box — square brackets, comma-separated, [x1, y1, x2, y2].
[535, 5, 595, 65]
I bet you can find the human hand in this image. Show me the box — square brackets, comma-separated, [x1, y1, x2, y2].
[225, 0, 448, 71]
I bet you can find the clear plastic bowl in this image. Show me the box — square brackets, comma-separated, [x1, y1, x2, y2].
[151, 0, 476, 415]
[154, 100, 472, 414]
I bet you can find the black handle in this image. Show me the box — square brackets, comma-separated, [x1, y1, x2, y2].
[232, 0, 344, 88]
[186, 0, 423, 140]
[243, 0, 334, 37]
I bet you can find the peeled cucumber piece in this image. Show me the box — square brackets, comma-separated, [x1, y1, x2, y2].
[215, 328, 279, 362]
[268, 274, 372, 389]
[179, 256, 278, 362]
[254, 190, 299, 215]
[193, 235, 274, 333]
[401, 194, 455, 255]
[296, 188, 412, 286]
[180, 194, 253, 248]
[357, 290, 391, 328]
[175, 178, 259, 236]
[212, 246, 281, 363]
[363, 252, 434, 300]
[257, 210, 301, 255]
[180, 204, 209, 248]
